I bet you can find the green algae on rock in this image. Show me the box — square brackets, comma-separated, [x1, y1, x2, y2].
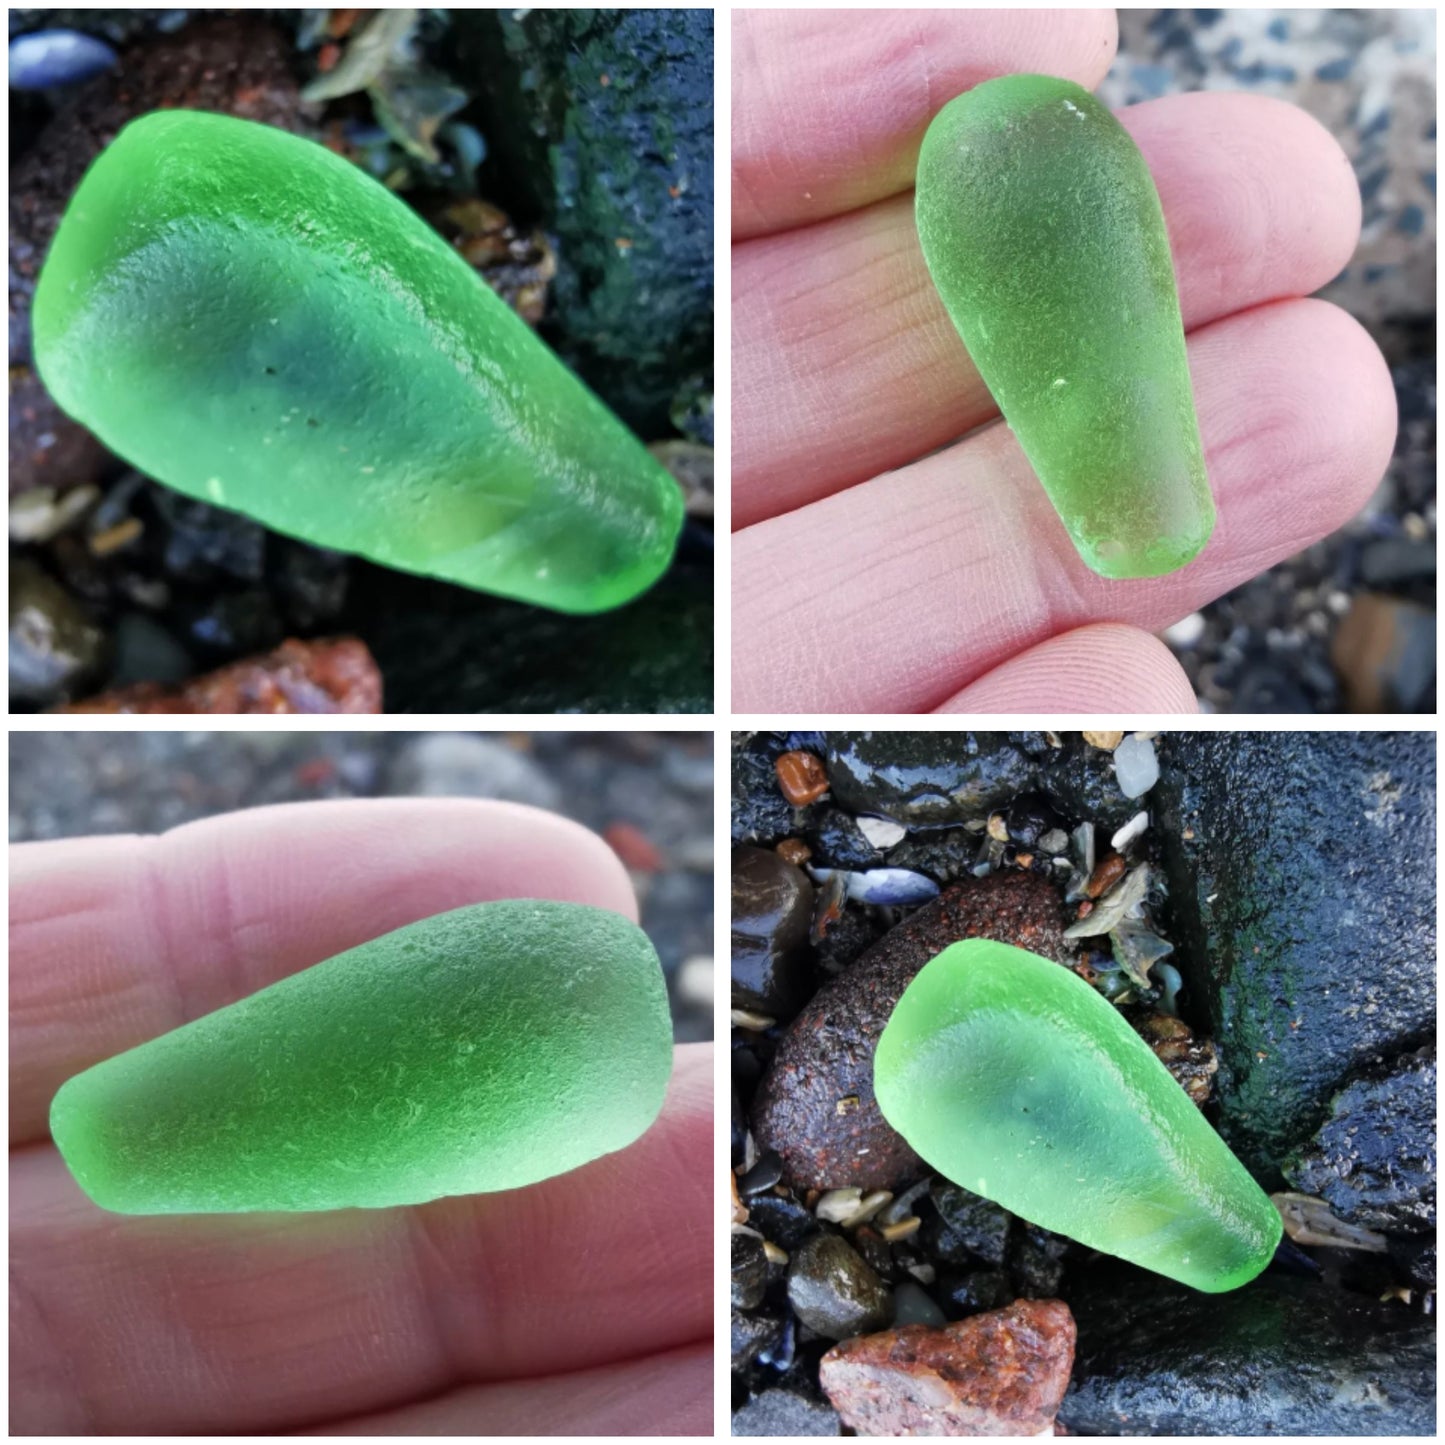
[915, 75, 1214, 579]
[874, 939, 1281, 1293]
[31, 110, 683, 614]
[49, 900, 672, 1213]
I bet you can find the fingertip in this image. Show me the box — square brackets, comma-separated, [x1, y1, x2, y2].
[934, 623, 1200, 713]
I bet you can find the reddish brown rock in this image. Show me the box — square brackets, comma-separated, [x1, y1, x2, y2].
[752, 870, 1075, 1191]
[56, 636, 381, 713]
[776, 749, 830, 806]
[819, 1299, 1076, 1437]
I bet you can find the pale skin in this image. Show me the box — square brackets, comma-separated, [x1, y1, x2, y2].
[11, 799, 710, 1435]
[732, 8, 1398, 712]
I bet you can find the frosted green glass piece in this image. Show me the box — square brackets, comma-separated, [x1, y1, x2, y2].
[874, 939, 1281, 1293]
[32, 110, 683, 614]
[915, 75, 1214, 579]
[49, 901, 672, 1214]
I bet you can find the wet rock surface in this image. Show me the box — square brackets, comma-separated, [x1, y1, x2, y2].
[1284, 1043, 1436, 1235]
[732, 1387, 841, 1436]
[753, 870, 1076, 1192]
[1061, 1263, 1436, 1436]
[788, 1233, 894, 1341]
[1153, 731, 1436, 1181]
[732, 846, 815, 1019]
[819, 1299, 1077, 1437]
[9, 556, 108, 703]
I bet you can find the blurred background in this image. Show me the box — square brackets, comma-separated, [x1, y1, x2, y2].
[9, 730, 714, 1041]
[1099, 7, 1435, 713]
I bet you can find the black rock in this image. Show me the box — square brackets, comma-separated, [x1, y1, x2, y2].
[1152, 732, 1436, 1181]
[1061, 1262, 1436, 1436]
[746, 1193, 818, 1254]
[176, 588, 282, 658]
[807, 808, 883, 870]
[273, 541, 349, 629]
[152, 488, 267, 583]
[10, 558, 108, 704]
[458, 8, 712, 435]
[937, 1268, 1012, 1320]
[924, 1181, 1010, 1266]
[732, 1307, 785, 1373]
[1013, 1225, 1070, 1298]
[1005, 791, 1066, 848]
[786, 1233, 893, 1341]
[738, 1151, 784, 1197]
[813, 904, 883, 976]
[824, 732, 1040, 826]
[1284, 1043, 1436, 1234]
[732, 1230, 768, 1310]
[885, 827, 985, 884]
[1388, 1234, 1436, 1292]
[732, 845, 814, 1019]
[732, 732, 794, 846]
[732, 1387, 840, 1436]
[731, 1082, 749, 1169]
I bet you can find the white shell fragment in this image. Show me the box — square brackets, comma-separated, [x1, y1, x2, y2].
[856, 814, 907, 851]
[1111, 810, 1150, 851]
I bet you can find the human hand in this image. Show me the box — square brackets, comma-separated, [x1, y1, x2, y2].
[732, 9, 1396, 712]
[11, 799, 709, 1435]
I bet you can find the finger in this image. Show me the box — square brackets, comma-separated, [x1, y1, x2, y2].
[733, 7, 1117, 240]
[732, 298, 1396, 711]
[733, 91, 1361, 528]
[10, 798, 637, 1144]
[10, 1044, 710, 1435]
[304, 1343, 711, 1436]
[933, 624, 1199, 712]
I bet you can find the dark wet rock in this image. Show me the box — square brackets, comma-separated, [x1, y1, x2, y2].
[738, 1151, 784, 1197]
[1284, 1043, 1435, 1234]
[458, 8, 712, 436]
[807, 807, 883, 870]
[1061, 1262, 1436, 1436]
[884, 826, 982, 884]
[732, 1307, 786, 1373]
[820, 1300, 1077, 1437]
[176, 589, 282, 659]
[731, 1083, 748, 1169]
[1387, 1234, 1436, 1291]
[9, 15, 308, 495]
[825, 732, 1040, 826]
[732, 845, 815, 1019]
[1013, 1226, 1070, 1298]
[746, 1193, 816, 1254]
[787, 1233, 894, 1341]
[813, 904, 883, 976]
[938, 1268, 1013, 1321]
[732, 1229, 768, 1309]
[753, 871, 1075, 1191]
[851, 1227, 897, 1284]
[924, 1181, 1011, 1266]
[732, 1386, 840, 1436]
[10, 557, 107, 703]
[1006, 791, 1066, 848]
[108, 611, 192, 688]
[1129, 1010, 1218, 1106]
[272, 542, 349, 630]
[892, 1280, 947, 1328]
[1152, 732, 1435, 1181]
[732, 733, 793, 846]
[151, 488, 267, 584]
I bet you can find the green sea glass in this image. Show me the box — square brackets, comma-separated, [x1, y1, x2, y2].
[32, 110, 683, 614]
[915, 75, 1214, 579]
[49, 900, 672, 1214]
[874, 939, 1282, 1292]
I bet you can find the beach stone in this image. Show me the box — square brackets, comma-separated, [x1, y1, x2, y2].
[1061, 1261, 1436, 1435]
[732, 1229, 768, 1309]
[732, 1388, 841, 1436]
[732, 845, 814, 1019]
[787, 1233, 894, 1341]
[1152, 731, 1435, 1181]
[753, 871, 1075, 1191]
[819, 1299, 1076, 1437]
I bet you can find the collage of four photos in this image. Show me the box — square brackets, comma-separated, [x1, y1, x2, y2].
[7, 3, 1438, 1441]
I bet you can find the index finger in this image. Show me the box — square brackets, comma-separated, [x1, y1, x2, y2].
[9, 797, 638, 1145]
[733, 7, 1118, 240]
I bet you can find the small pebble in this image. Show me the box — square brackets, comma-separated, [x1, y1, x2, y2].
[856, 814, 907, 850]
[1113, 734, 1160, 798]
[732, 1228, 769, 1308]
[776, 749, 830, 806]
[1164, 611, 1207, 648]
[817, 1187, 864, 1223]
[893, 1280, 947, 1328]
[840, 1190, 894, 1230]
[9, 28, 117, 89]
[1084, 851, 1127, 899]
[1111, 811, 1150, 851]
[1081, 730, 1124, 750]
[787, 1233, 894, 1341]
[738, 1151, 785, 1196]
[1039, 828, 1070, 855]
[776, 837, 812, 866]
